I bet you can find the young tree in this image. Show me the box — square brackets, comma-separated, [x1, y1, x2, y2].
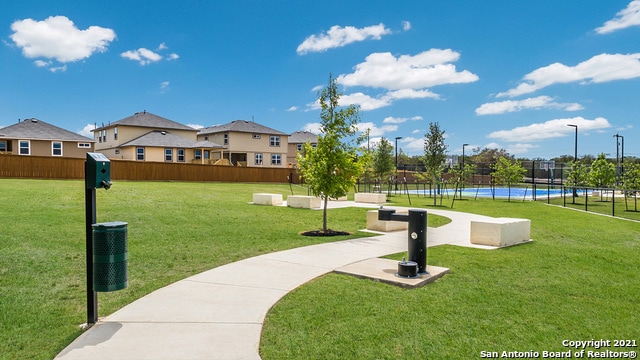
[296, 74, 366, 233]
[621, 162, 640, 211]
[588, 153, 615, 189]
[423, 122, 448, 206]
[566, 161, 589, 187]
[371, 137, 395, 186]
[490, 156, 526, 201]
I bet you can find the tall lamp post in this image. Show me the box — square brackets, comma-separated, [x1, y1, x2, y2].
[461, 143, 469, 193]
[568, 124, 578, 200]
[395, 136, 402, 190]
[614, 133, 624, 185]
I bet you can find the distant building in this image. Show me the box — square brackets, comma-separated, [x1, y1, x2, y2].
[0, 118, 94, 158]
[93, 111, 225, 163]
[287, 131, 318, 166]
[197, 120, 288, 167]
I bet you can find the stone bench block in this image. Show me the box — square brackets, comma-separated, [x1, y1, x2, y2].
[366, 210, 408, 232]
[287, 195, 321, 209]
[252, 193, 283, 206]
[355, 192, 387, 204]
[470, 218, 531, 247]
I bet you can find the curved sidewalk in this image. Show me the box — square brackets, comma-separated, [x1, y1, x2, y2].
[56, 205, 497, 360]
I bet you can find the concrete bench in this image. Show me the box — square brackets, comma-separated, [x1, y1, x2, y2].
[355, 193, 386, 204]
[252, 193, 283, 206]
[329, 195, 348, 201]
[287, 195, 321, 209]
[470, 218, 531, 247]
[366, 210, 408, 232]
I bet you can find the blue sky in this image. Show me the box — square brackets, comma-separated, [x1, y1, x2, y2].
[1, 1, 639, 159]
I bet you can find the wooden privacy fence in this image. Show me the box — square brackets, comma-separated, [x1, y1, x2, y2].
[0, 155, 300, 183]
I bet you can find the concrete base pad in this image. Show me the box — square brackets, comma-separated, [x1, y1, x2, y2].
[335, 258, 449, 289]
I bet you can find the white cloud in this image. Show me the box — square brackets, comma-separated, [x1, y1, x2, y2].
[9, 16, 116, 66]
[302, 122, 322, 134]
[34, 60, 50, 67]
[187, 124, 204, 129]
[297, 23, 392, 55]
[596, 0, 640, 34]
[337, 49, 479, 90]
[167, 53, 179, 60]
[497, 53, 640, 97]
[121, 48, 163, 65]
[487, 116, 612, 142]
[49, 65, 67, 73]
[383, 116, 423, 124]
[402, 21, 412, 31]
[287, 106, 299, 111]
[157, 42, 168, 50]
[475, 96, 584, 115]
[78, 123, 96, 137]
[356, 122, 397, 136]
[399, 136, 424, 154]
[307, 89, 438, 112]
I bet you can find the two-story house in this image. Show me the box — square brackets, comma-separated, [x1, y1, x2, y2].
[197, 120, 288, 167]
[287, 131, 318, 166]
[93, 111, 225, 163]
[0, 118, 94, 157]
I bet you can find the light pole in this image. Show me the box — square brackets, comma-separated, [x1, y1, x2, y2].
[568, 124, 578, 200]
[395, 136, 402, 190]
[461, 144, 469, 195]
[614, 133, 624, 184]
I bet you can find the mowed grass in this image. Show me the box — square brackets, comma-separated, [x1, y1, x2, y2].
[260, 196, 640, 359]
[0, 179, 379, 360]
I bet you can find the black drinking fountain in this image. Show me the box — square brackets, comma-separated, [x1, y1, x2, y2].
[378, 207, 428, 278]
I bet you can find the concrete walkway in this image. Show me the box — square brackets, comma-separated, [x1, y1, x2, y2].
[56, 203, 499, 360]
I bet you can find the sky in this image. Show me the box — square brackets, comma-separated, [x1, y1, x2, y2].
[1, 1, 639, 159]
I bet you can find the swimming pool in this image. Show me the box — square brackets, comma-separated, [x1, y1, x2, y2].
[406, 186, 579, 200]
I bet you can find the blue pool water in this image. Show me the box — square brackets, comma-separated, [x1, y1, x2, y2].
[406, 186, 579, 200]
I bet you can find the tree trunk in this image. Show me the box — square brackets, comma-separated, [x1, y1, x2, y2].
[322, 194, 328, 232]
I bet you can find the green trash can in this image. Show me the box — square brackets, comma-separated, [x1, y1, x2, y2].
[92, 221, 128, 292]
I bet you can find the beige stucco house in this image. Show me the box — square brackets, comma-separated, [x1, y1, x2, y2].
[197, 120, 288, 167]
[287, 131, 318, 166]
[0, 118, 95, 158]
[93, 111, 225, 163]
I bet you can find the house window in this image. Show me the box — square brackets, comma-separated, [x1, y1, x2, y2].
[204, 136, 209, 141]
[165, 148, 173, 162]
[270, 136, 280, 147]
[194, 149, 202, 160]
[177, 149, 185, 162]
[223, 133, 228, 145]
[271, 154, 281, 165]
[115, 149, 121, 155]
[0, 141, 6, 152]
[136, 147, 145, 161]
[19, 140, 30, 155]
[52, 142, 63, 156]
[252, 134, 261, 139]
[114, 127, 118, 140]
[297, 144, 303, 151]
[255, 153, 263, 165]
[78, 143, 91, 148]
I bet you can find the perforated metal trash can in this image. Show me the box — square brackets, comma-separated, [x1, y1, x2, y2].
[92, 221, 128, 292]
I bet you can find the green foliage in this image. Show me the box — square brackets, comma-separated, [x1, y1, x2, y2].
[490, 156, 526, 186]
[621, 162, 640, 193]
[296, 74, 366, 231]
[423, 122, 447, 205]
[587, 153, 615, 188]
[371, 137, 395, 183]
[566, 161, 588, 186]
[448, 163, 477, 191]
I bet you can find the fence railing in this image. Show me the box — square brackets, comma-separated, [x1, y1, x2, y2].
[0, 155, 300, 183]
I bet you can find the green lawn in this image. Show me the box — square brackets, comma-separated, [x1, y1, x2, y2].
[0, 179, 376, 360]
[1, 180, 638, 359]
[260, 195, 640, 359]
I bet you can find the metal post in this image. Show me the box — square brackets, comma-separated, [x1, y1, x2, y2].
[395, 136, 402, 191]
[568, 124, 578, 201]
[85, 162, 98, 325]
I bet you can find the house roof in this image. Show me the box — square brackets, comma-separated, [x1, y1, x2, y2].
[198, 120, 287, 136]
[289, 131, 318, 143]
[0, 118, 95, 142]
[95, 111, 196, 132]
[119, 131, 226, 149]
